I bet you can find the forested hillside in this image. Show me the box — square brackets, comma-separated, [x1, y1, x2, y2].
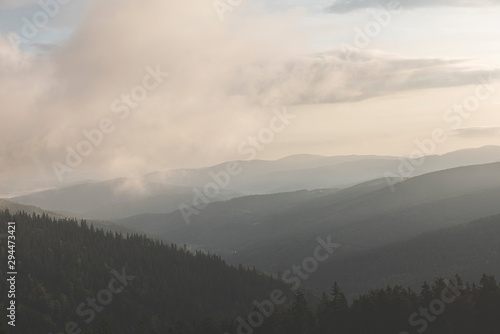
[0, 199, 149, 238]
[0, 210, 290, 334]
[1, 210, 500, 334]
[251, 275, 500, 334]
[308, 213, 500, 296]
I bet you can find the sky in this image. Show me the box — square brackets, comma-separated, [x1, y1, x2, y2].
[1, 0, 500, 196]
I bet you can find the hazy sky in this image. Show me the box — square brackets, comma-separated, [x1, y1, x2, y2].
[1, 0, 500, 195]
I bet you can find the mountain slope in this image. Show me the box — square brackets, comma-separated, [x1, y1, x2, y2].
[308, 213, 500, 298]
[117, 162, 500, 274]
[0, 210, 291, 334]
[12, 178, 239, 220]
[0, 198, 140, 236]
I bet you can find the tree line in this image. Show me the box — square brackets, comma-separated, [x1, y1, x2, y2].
[1, 210, 499, 334]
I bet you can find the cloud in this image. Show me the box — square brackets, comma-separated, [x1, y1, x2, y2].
[451, 126, 500, 137]
[0, 0, 499, 196]
[325, 0, 500, 13]
[229, 50, 500, 105]
[0, 0, 309, 191]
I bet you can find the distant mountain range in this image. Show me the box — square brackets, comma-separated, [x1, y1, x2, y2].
[145, 145, 500, 194]
[117, 161, 500, 291]
[4, 145, 500, 299]
[11, 178, 240, 220]
[9, 145, 500, 220]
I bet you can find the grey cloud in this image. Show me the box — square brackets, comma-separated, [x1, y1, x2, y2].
[229, 51, 500, 105]
[325, 0, 500, 13]
[451, 126, 500, 138]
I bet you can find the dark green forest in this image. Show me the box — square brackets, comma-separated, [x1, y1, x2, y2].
[0, 210, 290, 334]
[252, 275, 500, 334]
[1, 210, 500, 334]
